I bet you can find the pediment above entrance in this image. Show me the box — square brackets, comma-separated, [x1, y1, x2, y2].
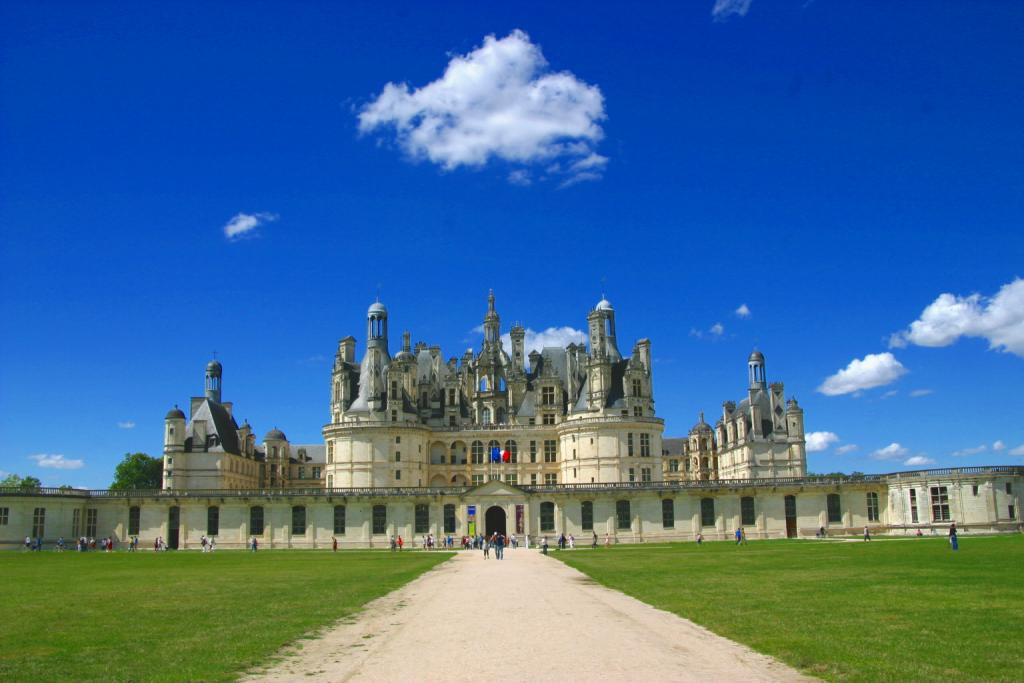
[465, 480, 525, 497]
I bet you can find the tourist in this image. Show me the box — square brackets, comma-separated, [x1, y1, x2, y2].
[741, 528, 747, 544]
[541, 536, 549, 555]
[57, 537, 65, 552]
[398, 535, 404, 551]
[819, 526, 826, 539]
[35, 536, 43, 551]
[592, 532, 598, 549]
[696, 532, 703, 545]
[863, 525, 871, 542]
[390, 536, 397, 552]
[483, 536, 490, 559]
[251, 536, 259, 552]
[332, 536, 338, 552]
[24, 536, 31, 551]
[916, 528, 923, 537]
[735, 528, 742, 545]
[568, 534, 575, 549]
[210, 538, 216, 552]
[949, 522, 959, 551]
[496, 533, 504, 560]
[604, 532, 611, 548]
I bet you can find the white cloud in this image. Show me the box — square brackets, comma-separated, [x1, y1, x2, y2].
[710, 322, 725, 336]
[872, 443, 910, 460]
[735, 304, 751, 318]
[358, 30, 606, 185]
[909, 389, 933, 398]
[498, 326, 587, 361]
[117, 421, 135, 429]
[712, 0, 753, 21]
[836, 444, 859, 455]
[904, 455, 935, 467]
[30, 454, 84, 470]
[818, 352, 908, 396]
[993, 440, 1005, 451]
[1010, 444, 1024, 456]
[952, 444, 987, 457]
[224, 212, 278, 240]
[882, 390, 899, 399]
[805, 431, 840, 452]
[889, 277, 1024, 357]
[508, 170, 532, 186]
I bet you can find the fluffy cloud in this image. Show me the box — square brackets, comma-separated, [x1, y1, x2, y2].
[952, 444, 987, 457]
[117, 421, 136, 429]
[1010, 444, 1024, 456]
[498, 326, 587, 362]
[889, 278, 1024, 357]
[224, 212, 278, 240]
[909, 389, 933, 398]
[735, 304, 751, 318]
[818, 352, 907, 396]
[805, 431, 840, 452]
[836, 444, 859, 455]
[358, 30, 606, 185]
[690, 323, 725, 340]
[904, 455, 935, 467]
[30, 454, 84, 470]
[993, 440, 1006, 451]
[712, 0, 753, 21]
[872, 443, 909, 460]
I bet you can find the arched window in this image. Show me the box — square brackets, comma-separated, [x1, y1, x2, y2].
[481, 408, 491, 425]
[826, 494, 842, 524]
[540, 502, 555, 532]
[661, 499, 674, 529]
[581, 501, 593, 531]
[504, 440, 518, 463]
[616, 500, 631, 530]
[291, 506, 306, 535]
[471, 441, 484, 464]
[700, 498, 715, 527]
[207, 506, 219, 536]
[479, 378, 488, 392]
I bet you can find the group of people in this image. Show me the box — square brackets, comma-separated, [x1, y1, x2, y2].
[153, 536, 170, 551]
[479, 532, 509, 559]
[199, 535, 217, 552]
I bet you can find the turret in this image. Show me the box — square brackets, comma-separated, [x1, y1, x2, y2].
[367, 301, 390, 356]
[483, 290, 501, 346]
[748, 350, 766, 389]
[164, 405, 186, 452]
[786, 398, 805, 437]
[205, 359, 222, 403]
[510, 324, 525, 371]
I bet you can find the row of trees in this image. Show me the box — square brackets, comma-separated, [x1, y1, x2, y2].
[0, 453, 163, 491]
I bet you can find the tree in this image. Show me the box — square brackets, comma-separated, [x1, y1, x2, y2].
[0, 474, 42, 489]
[110, 453, 163, 490]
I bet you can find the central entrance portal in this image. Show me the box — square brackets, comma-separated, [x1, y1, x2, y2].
[485, 506, 507, 536]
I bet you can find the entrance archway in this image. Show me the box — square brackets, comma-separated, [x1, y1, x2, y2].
[485, 506, 507, 536]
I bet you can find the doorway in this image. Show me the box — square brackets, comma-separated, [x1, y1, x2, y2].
[167, 506, 180, 549]
[784, 495, 797, 538]
[485, 506, 507, 536]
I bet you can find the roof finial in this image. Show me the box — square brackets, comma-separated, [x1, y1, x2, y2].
[488, 289, 495, 312]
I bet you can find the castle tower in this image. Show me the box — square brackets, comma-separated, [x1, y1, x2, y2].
[483, 290, 500, 346]
[205, 359, 222, 403]
[367, 301, 389, 355]
[510, 324, 525, 372]
[748, 349, 766, 389]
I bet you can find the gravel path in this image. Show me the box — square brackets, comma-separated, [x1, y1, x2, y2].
[243, 548, 815, 682]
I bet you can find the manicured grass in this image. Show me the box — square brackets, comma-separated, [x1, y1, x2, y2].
[556, 536, 1024, 682]
[0, 550, 451, 682]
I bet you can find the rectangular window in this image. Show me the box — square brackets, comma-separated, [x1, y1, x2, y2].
[972, 485, 979, 496]
[616, 500, 631, 530]
[581, 501, 593, 531]
[866, 492, 880, 522]
[700, 498, 715, 527]
[0, 507, 8, 526]
[530, 474, 537, 485]
[207, 506, 220, 536]
[544, 473, 557, 485]
[250, 506, 264, 535]
[627, 433, 634, 457]
[669, 459, 679, 473]
[632, 379, 642, 397]
[930, 486, 950, 522]
[634, 406, 643, 417]
[333, 505, 345, 534]
[542, 413, 555, 425]
[628, 468, 635, 483]
[542, 386, 555, 405]
[826, 494, 842, 524]
[372, 505, 387, 535]
[741, 496, 756, 526]
[395, 451, 401, 462]
[291, 506, 306, 535]
[395, 470, 401, 480]
[86, 508, 98, 538]
[1007, 483, 1013, 495]
[543, 440, 557, 463]
[641, 467, 651, 483]
[448, 388, 455, 405]
[298, 466, 305, 480]
[391, 410, 397, 422]
[415, 504, 429, 534]
[1010, 505, 1017, 520]
[640, 433, 651, 457]
[71, 508, 81, 536]
[444, 504, 456, 534]
[910, 489, 919, 523]
[127, 506, 140, 536]
[505, 474, 517, 486]
[313, 467, 321, 479]
[529, 441, 537, 463]
[540, 502, 555, 532]
[472, 474, 484, 486]
[661, 499, 675, 529]
[32, 507, 45, 538]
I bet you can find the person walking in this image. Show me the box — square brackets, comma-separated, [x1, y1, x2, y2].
[390, 536, 397, 552]
[483, 536, 490, 559]
[541, 536, 549, 555]
[604, 532, 611, 548]
[863, 525, 871, 542]
[332, 536, 338, 552]
[397, 535, 404, 551]
[735, 528, 742, 545]
[949, 522, 959, 551]
[592, 532, 598, 549]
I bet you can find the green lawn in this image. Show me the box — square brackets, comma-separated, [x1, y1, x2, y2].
[0, 550, 451, 682]
[556, 536, 1024, 682]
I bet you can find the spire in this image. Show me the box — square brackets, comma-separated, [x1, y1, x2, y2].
[483, 290, 500, 344]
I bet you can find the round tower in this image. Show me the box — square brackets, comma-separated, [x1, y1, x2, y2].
[748, 350, 766, 389]
[367, 301, 389, 354]
[205, 359, 222, 403]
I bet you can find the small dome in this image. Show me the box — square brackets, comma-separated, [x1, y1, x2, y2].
[206, 359, 222, 373]
[395, 350, 415, 361]
[264, 428, 287, 441]
[596, 298, 613, 311]
[165, 406, 185, 420]
[748, 350, 765, 364]
[368, 301, 387, 316]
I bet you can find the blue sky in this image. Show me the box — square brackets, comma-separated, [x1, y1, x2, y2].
[1, 1, 1022, 487]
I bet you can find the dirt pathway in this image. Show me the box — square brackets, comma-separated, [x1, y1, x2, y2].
[244, 548, 815, 682]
